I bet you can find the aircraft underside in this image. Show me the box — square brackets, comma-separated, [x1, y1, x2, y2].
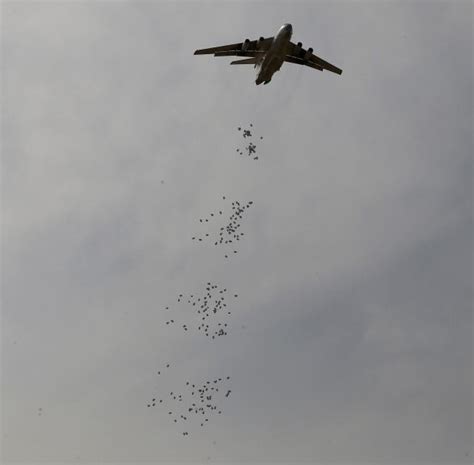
[255, 55, 284, 85]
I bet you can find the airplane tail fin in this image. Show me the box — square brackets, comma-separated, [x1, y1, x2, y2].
[230, 57, 258, 65]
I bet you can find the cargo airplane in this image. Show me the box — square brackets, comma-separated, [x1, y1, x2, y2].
[194, 23, 342, 85]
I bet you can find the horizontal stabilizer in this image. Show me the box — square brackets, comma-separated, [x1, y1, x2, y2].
[230, 57, 259, 65]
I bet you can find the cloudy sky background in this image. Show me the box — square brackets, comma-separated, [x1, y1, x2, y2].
[2, 0, 472, 463]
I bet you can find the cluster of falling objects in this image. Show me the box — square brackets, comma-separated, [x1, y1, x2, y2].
[150, 125, 267, 438]
[192, 196, 254, 258]
[236, 123, 263, 160]
[147, 370, 232, 437]
[164, 282, 238, 340]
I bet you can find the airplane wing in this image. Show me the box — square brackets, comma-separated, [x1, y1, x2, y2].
[194, 37, 274, 57]
[285, 41, 343, 75]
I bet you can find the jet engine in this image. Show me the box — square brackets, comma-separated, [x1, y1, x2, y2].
[241, 39, 250, 51]
[304, 47, 313, 60]
[294, 42, 302, 55]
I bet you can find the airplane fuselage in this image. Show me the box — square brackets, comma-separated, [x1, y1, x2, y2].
[255, 23, 293, 85]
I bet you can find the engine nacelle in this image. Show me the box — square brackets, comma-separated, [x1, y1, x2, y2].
[294, 42, 302, 55]
[304, 47, 313, 60]
[241, 39, 250, 51]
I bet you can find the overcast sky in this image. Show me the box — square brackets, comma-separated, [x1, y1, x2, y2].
[2, 1, 472, 463]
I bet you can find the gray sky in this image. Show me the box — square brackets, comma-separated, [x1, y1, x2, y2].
[2, 0, 472, 463]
